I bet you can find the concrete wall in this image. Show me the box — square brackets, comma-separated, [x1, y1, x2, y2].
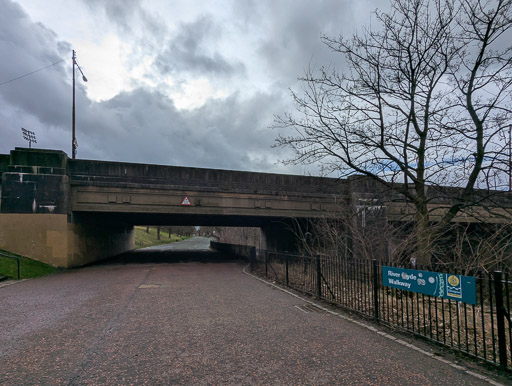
[1, 149, 69, 215]
[0, 213, 134, 268]
[68, 215, 134, 267]
[209, 240, 254, 260]
[70, 159, 347, 195]
[260, 220, 301, 253]
[0, 149, 136, 267]
[0, 214, 70, 267]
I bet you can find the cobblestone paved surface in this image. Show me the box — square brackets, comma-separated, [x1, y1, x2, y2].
[0, 238, 505, 384]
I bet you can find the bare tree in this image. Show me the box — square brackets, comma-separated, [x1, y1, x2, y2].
[291, 202, 416, 265]
[430, 222, 512, 273]
[215, 227, 261, 248]
[275, 0, 512, 265]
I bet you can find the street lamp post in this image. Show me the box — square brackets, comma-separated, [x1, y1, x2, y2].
[72, 50, 87, 159]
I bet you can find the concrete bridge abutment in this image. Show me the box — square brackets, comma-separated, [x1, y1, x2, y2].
[0, 148, 134, 267]
[259, 220, 305, 254]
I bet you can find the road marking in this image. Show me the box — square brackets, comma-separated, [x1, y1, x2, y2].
[294, 305, 309, 313]
[0, 279, 30, 289]
[242, 265, 503, 386]
[295, 303, 326, 313]
[138, 284, 160, 289]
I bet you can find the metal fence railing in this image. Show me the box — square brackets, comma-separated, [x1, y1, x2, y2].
[246, 249, 512, 371]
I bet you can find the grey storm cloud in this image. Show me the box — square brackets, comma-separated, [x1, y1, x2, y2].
[0, 0, 290, 173]
[235, 0, 383, 87]
[0, 0, 71, 147]
[154, 15, 245, 78]
[79, 87, 286, 171]
[83, 0, 166, 38]
[0, 0, 381, 175]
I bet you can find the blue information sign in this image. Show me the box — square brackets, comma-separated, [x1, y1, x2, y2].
[382, 266, 476, 305]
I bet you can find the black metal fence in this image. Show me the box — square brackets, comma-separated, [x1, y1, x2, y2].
[250, 250, 512, 371]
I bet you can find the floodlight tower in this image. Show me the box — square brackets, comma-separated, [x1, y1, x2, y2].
[72, 50, 87, 159]
[21, 127, 37, 148]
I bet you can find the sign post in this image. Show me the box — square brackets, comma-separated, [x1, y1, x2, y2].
[382, 266, 476, 305]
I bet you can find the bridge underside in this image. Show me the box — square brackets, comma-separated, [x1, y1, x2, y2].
[0, 211, 300, 268]
[74, 211, 287, 227]
[79, 210, 299, 254]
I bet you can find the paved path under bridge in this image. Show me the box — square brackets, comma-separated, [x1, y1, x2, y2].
[0, 238, 506, 384]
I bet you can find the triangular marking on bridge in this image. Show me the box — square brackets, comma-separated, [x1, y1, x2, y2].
[181, 196, 192, 206]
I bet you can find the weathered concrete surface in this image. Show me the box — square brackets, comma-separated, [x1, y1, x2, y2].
[0, 213, 134, 267]
[0, 240, 503, 385]
[0, 214, 69, 266]
[0, 149, 135, 267]
[1, 148, 69, 214]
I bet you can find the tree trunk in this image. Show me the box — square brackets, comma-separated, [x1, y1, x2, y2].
[415, 204, 432, 267]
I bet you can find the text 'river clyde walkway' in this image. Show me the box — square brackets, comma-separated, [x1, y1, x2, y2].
[0, 238, 504, 385]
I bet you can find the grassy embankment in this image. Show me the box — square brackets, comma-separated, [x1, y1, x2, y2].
[0, 250, 59, 280]
[134, 226, 190, 249]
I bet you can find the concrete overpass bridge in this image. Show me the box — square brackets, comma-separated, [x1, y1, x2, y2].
[0, 148, 348, 267]
[1, 148, 511, 267]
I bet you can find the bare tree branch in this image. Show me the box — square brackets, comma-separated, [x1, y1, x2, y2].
[274, 0, 512, 265]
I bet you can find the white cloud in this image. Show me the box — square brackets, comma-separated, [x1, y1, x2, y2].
[171, 78, 229, 110]
[77, 34, 133, 101]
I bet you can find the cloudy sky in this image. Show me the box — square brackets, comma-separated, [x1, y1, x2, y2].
[0, 0, 382, 174]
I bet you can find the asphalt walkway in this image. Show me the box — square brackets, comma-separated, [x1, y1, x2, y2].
[0, 238, 505, 384]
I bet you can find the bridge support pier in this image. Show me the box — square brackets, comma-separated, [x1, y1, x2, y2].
[260, 220, 301, 253]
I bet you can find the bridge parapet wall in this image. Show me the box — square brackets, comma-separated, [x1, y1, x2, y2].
[346, 175, 512, 223]
[69, 159, 347, 195]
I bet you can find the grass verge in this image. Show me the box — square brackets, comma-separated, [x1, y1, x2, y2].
[134, 226, 190, 249]
[0, 250, 59, 280]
